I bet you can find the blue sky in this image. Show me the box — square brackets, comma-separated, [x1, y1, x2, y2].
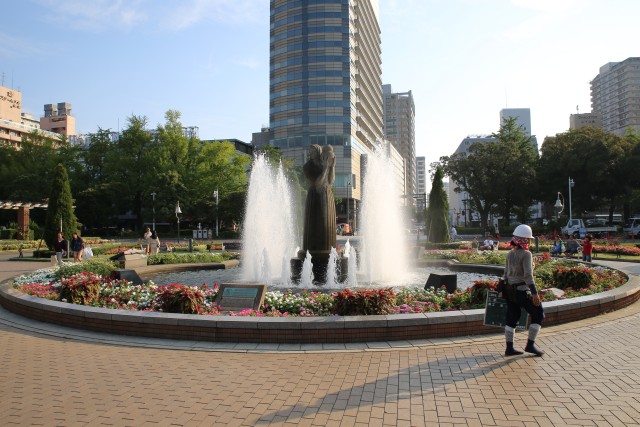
[2, 0, 639, 175]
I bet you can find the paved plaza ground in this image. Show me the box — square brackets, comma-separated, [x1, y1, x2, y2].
[1, 254, 639, 426]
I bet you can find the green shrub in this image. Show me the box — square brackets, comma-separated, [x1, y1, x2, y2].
[333, 288, 396, 315]
[54, 259, 117, 279]
[91, 243, 140, 255]
[156, 284, 213, 314]
[552, 266, 593, 291]
[59, 272, 104, 305]
[0, 229, 17, 239]
[424, 242, 470, 250]
[147, 252, 230, 265]
[33, 250, 55, 258]
[0, 239, 39, 250]
[468, 280, 497, 305]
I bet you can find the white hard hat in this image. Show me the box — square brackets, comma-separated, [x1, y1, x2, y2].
[513, 224, 533, 239]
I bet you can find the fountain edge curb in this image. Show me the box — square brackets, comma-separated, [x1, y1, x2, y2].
[1, 262, 639, 344]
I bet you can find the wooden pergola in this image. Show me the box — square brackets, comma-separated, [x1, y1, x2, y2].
[0, 200, 48, 240]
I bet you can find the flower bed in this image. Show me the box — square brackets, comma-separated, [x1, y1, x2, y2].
[11, 251, 627, 317]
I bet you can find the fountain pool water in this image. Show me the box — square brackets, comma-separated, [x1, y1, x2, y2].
[144, 267, 497, 291]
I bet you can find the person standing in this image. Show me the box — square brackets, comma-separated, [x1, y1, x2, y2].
[450, 225, 458, 241]
[71, 232, 85, 262]
[502, 224, 545, 357]
[143, 227, 152, 255]
[54, 232, 67, 266]
[150, 230, 160, 255]
[582, 234, 593, 262]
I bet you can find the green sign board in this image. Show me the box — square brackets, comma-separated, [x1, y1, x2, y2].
[484, 291, 528, 330]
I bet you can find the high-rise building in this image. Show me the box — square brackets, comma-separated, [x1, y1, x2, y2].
[269, 0, 384, 227]
[415, 156, 426, 209]
[499, 107, 537, 150]
[590, 57, 640, 135]
[383, 84, 416, 203]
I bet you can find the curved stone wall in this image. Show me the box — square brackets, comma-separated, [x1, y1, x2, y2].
[1, 262, 639, 344]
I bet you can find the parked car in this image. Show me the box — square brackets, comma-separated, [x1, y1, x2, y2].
[623, 217, 640, 238]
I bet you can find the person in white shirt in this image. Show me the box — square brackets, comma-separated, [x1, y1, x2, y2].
[479, 236, 494, 250]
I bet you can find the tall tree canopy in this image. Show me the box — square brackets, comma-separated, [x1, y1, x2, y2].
[44, 163, 78, 249]
[538, 126, 636, 221]
[439, 117, 538, 228]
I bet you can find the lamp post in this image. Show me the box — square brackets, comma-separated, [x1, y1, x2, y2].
[150, 191, 156, 231]
[175, 201, 182, 243]
[346, 180, 351, 230]
[568, 177, 575, 223]
[213, 190, 219, 238]
[554, 192, 564, 235]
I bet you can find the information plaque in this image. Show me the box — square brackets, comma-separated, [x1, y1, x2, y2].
[215, 283, 267, 312]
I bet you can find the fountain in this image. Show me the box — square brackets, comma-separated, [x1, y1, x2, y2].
[358, 149, 409, 283]
[240, 154, 297, 284]
[239, 145, 411, 288]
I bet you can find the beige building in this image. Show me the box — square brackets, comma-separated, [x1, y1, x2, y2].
[569, 112, 602, 130]
[0, 85, 60, 147]
[40, 102, 76, 136]
[269, 0, 383, 228]
[591, 57, 640, 135]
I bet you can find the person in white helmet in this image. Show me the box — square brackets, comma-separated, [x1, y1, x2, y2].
[501, 224, 545, 356]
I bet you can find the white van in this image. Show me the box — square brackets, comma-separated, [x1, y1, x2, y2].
[623, 218, 640, 238]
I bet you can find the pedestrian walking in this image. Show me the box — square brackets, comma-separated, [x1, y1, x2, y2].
[500, 224, 545, 357]
[143, 227, 152, 255]
[150, 230, 160, 255]
[54, 232, 67, 266]
[71, 232, 85, 262]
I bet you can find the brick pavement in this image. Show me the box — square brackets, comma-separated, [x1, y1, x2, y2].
[1, 255, 640, 426]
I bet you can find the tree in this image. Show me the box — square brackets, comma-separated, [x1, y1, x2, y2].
[104, 115, 156, 230]
[538, 127, 636, 221]
[426, 167, 449, 243]
[44, 163, 78, 249]
[490, 117, 539, 225]
[439, 117, 538, 228]
[75, 128, 119, 229]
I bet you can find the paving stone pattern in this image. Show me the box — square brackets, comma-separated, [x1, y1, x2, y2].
[1, 256, 640, 425]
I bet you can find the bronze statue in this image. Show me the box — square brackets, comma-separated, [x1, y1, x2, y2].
[301, 144, 336, 256]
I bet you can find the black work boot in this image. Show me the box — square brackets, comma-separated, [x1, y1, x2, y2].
[505, 342, 523, 356]
[524, 339, 544, 356]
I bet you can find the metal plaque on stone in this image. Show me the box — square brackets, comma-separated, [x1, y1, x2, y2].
[216, 283, 267, 312]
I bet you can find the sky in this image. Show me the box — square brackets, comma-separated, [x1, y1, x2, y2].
[2, 0, 640, 177]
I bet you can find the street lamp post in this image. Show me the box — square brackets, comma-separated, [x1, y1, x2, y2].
[554, 192, 564, 235]
[346, 180, 351, 230]
[568, 177, 575, 223]
[213, 190, 219, 238]
[151, 192, 156, 231]
[175, 201, 182, 243]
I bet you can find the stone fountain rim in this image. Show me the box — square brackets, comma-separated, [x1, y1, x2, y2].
[0, 260, 638, 344]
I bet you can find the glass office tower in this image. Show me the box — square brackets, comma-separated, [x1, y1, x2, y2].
[269, 0, 383, 227]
